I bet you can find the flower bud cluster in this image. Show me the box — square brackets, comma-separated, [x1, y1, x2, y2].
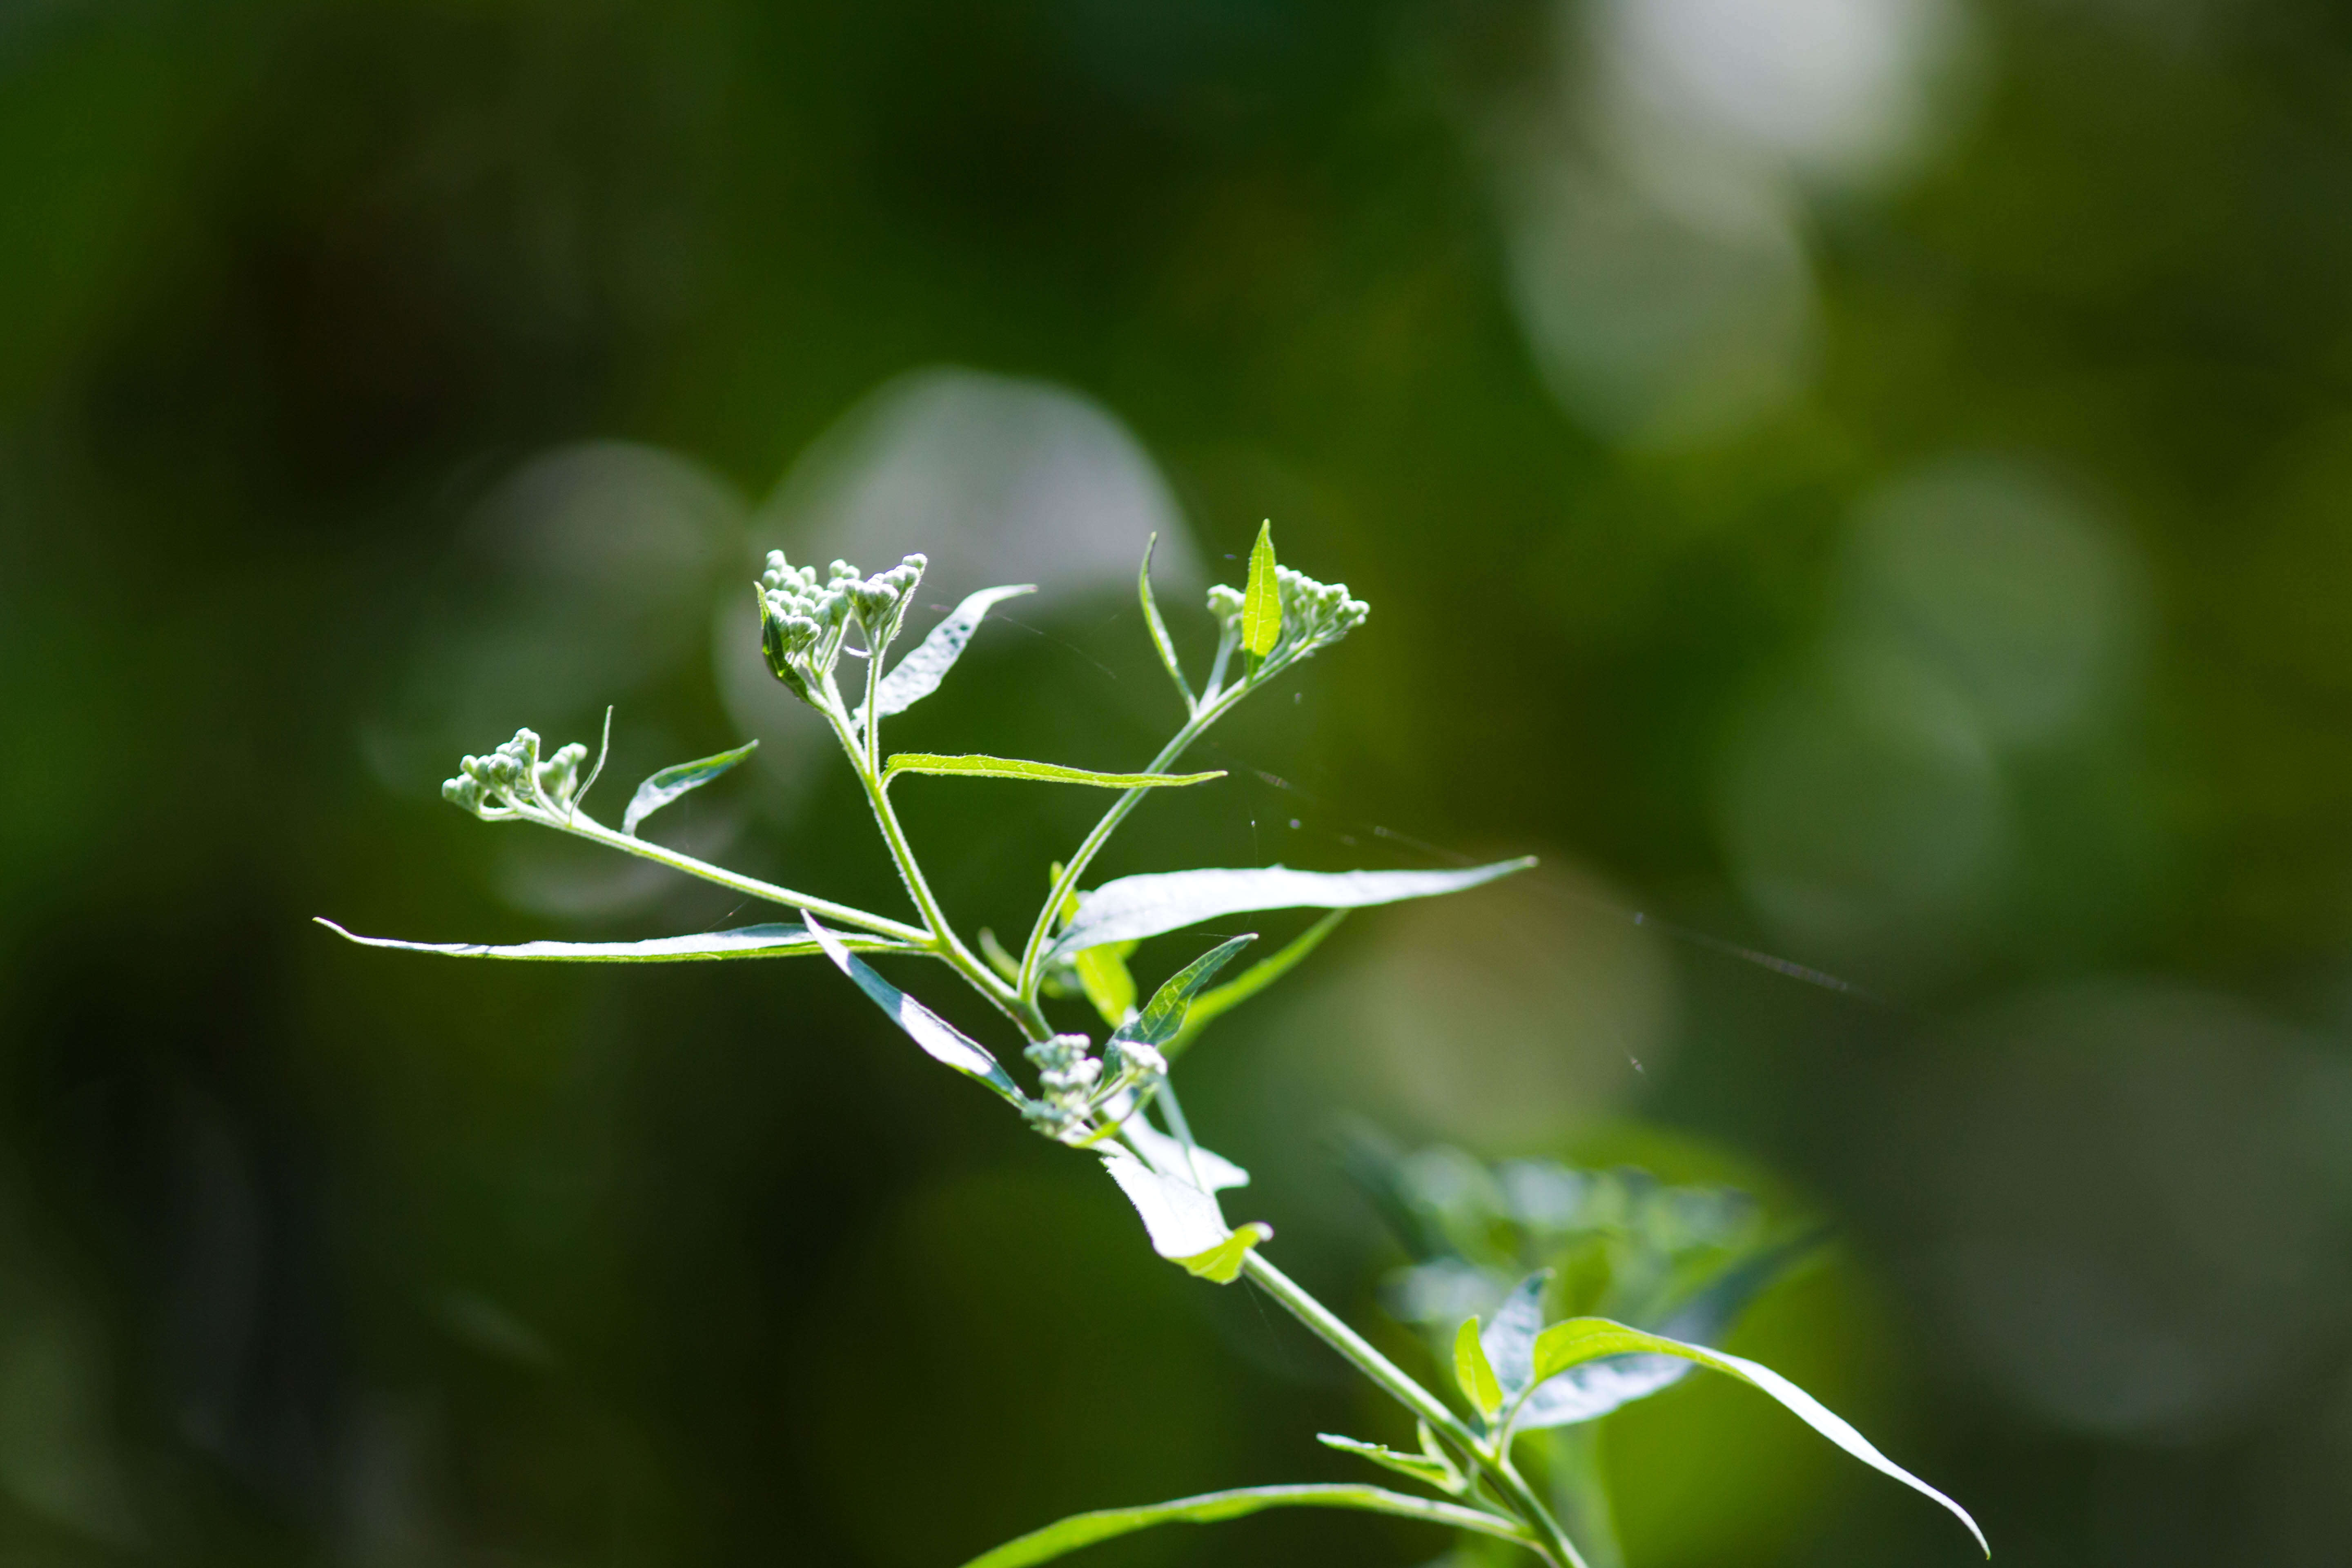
[1021, 1032, 1103, 1139]
[443, 728, 589, 820]
[1207, 566, 1369, 677]
[757, 550, 927, 703]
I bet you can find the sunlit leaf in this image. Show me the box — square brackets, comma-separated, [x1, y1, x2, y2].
[313, 917, 909, 962]
[882, 753, 1225, 789]
[1117, 934, 1254, 1049]
[1045, 860, 1536, 965]
[800, 914, 1025, 1106]
[1138, 533, 1194, 710]
[1241, 520, 1281, 659]
[1481, 1269, 1553, 1401]
[1073, 941, 1138, 1027]
[621, 740, 758, 836]
[1166, 910, 1346, 1059]
[1099, 1147, 1229, 1260]
[1123, 1118, 1249, 1192]
[1526, 1318, 1987, 1555]
[871, 584, 1036, 719]
[1454, 1317, 1503, 1420]
[1177, 1221, 1272, 1283]
[1315, 1432, 1463, 1495]
[958, 1481, 1534, 1568]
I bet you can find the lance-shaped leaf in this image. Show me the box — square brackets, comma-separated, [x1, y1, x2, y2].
[314, 917, 911, 963]
[1454, 1317, 1504, 1420]
[1045, 860, 1536, 966]
[1515, 1233, 1823, 1430]
[1240, 520, 1281, 660]
[800, 914, 1025, 1107]
[1528, 1318, 1988, 1555]
[1167, 910, 1346, 1059]
[958, 1482, 1534, 1568]
[1315, 1432, 1464, 1496]
[1115, 934, 1254, 1049]
[1138, 533, 1194, 710]
[882, 753, 1225, 790]
[1481, 1269, 1554, 1403]
[622, 740, 758, 835]
[871, 584, 1036, 719]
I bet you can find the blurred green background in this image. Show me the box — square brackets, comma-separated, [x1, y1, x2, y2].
[7, 0, 2352, 1563]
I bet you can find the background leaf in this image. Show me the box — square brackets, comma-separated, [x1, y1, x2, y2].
[621, 740, 758, 835]
[1046, 860, 1535, 964]
[1072, 941, 1138, 1025]
[871, 584, 1036, 719]
[883, 753, 1224, 789]
[1482, 1270, 1553, 1401]
[315, 917, 908, 962]
[1528, 1318, 1987, 1555]
[959, 1482, 1532, 1568]
[1516, 1231, 1826, 1430]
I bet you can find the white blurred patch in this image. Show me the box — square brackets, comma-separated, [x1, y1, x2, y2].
[1889, 982, 2352, 1440]
[1486, 0, 1975, 445]
[1714, 455, 2146, 973]
[1596, 0, 1967, 185]
[1317, 862, 1675, 1144]
[1503, 156, 1815, 445]
[721, 368, 1198, 794]
[1840, 458, 2147, 745]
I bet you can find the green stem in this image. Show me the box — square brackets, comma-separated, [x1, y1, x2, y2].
[1015, 683, 1249, 1000]
[1238, 1253, 1589, 1568]
[542, 811, 929, 944]
[824, 699, 1054, 1043]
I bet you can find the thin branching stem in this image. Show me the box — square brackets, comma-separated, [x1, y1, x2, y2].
[1014, 682, 1251, 1000]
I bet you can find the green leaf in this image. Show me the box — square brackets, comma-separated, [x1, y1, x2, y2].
[1166, 910, 1347, 1059]
[313, 917, 911, 963]
[1527, 1318, 1987, 1555]
[1314, 1433, 1464, 1496]
[1176, 1221, 1272, 1283]
[621, 740, 758, 836]
[1116, 934, 1254, 1049]
[1240, 520, 1281, 659]
[1517, 1230, 1825, 1430]
[871, 584, 1036, 719]
[1072, 941, 1138, 1027]
[1482, 1270, 1554, 1402]
[882, 753, 1225, 789]
[958, 1482, 1534, 1568]
[1138, 533, 1194, 710]
[1045, 860, 1536, 966]
[1454, 1317, 1503, 1420]
[799, 914, 1026, 1107]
